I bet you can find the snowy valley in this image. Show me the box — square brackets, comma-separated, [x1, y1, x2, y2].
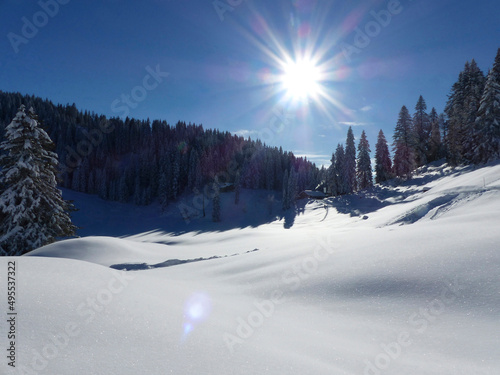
[2, 160, 499, 375]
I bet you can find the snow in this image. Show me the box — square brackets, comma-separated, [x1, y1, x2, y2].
[303, 190, 326, 198]
[2, 161, 500, 374]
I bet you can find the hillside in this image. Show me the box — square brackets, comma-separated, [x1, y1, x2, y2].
[2, 161, 500, 375]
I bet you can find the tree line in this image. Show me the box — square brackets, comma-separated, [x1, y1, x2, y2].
[0, 91, 320, 210]
[322, 47, 500, 195]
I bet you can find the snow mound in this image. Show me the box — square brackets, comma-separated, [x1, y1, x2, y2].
[28, 236, 258, 268]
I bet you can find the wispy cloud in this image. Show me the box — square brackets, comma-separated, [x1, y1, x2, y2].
[234, 129, 259, 137]
[360, 105, 373, 112]
[338, 121, 370, 127]
[294, 152, 332, 167]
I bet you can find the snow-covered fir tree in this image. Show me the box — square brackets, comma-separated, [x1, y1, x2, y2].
[445, 68, 467, 164]
[463, 60, 486, 162]
[375, 129, 392, 184]
[428, 108, 442, 163]
[326, 152, 337, 196]
[393, 105, 415, 178]
[445, 60, 485, 164]
[344, 127, 357, 193]
[474, 48, 500, 163]
[335, 144, 347, 195]
[356, 130, 372, 190]
[413, 95, 431, 167]
[439, 113, 449, 159]
[0, 106, 77, 255]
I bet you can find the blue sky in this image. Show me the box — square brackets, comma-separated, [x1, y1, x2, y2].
[1, 0, 499, 167]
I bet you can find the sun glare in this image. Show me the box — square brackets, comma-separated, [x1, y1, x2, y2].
[281, 58, 321, 101]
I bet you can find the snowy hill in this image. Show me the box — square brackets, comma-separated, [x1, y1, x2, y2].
[2, 161, 500, 374]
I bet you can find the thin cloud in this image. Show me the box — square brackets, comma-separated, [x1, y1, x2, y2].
[234, 129, 259, 137]
[338, 121, 370, 127]
[294, 152, 332, 167]
[360, 105, 373, 112]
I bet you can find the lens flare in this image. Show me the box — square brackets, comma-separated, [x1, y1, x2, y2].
[182, 292, 212, 341]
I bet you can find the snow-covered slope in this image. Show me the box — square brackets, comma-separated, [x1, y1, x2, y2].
[2, 161, 500, 374]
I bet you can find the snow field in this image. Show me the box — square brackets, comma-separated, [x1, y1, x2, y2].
[1, 161, 499, 374]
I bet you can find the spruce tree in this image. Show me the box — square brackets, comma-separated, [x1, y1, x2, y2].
[445, 67, 467, 164]
[344, 127, 357, 193]
[0, 106, 77, 255]
[393, 105, 415, 178]
[413, 96, 431, 166]
[463, 60, 486, 162]
[356, 130, 373, 190]
[445, 60, 486, 164]
[439, 113, 449, 160]
[428, 108, 442, 162]
[327, 152, 337, 196]
[474, 48, 500, 163]
[334, 144, 347, 195]
[375, 129, 392, 184]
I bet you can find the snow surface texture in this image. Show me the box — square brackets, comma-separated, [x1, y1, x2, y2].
[1, 161, 500, 374]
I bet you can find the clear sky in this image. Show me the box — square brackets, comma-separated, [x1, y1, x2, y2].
[1, 0, 499, 167]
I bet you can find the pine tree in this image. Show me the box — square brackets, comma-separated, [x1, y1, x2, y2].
[393, 105, 415, 178]
[474, 48, 500, 163]
[463, 60, 486, 162]
[356, 130, 373, 190]
[445, 67, 467, 164]
[375, 129, 392, 184]
[212, 186, 221, 222]
[0, 106, 77, 255]
[335, 144, 347, 195]
[413, 96, 431, 166]
[428, 108, 442, 162]
[445, 60, 486, 164]
[326, 152, 337, 195]
[344, 127, 357, 193]
[439, 113, 449, 159]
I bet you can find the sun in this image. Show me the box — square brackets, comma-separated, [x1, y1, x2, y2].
[280, 58, 321, 101]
